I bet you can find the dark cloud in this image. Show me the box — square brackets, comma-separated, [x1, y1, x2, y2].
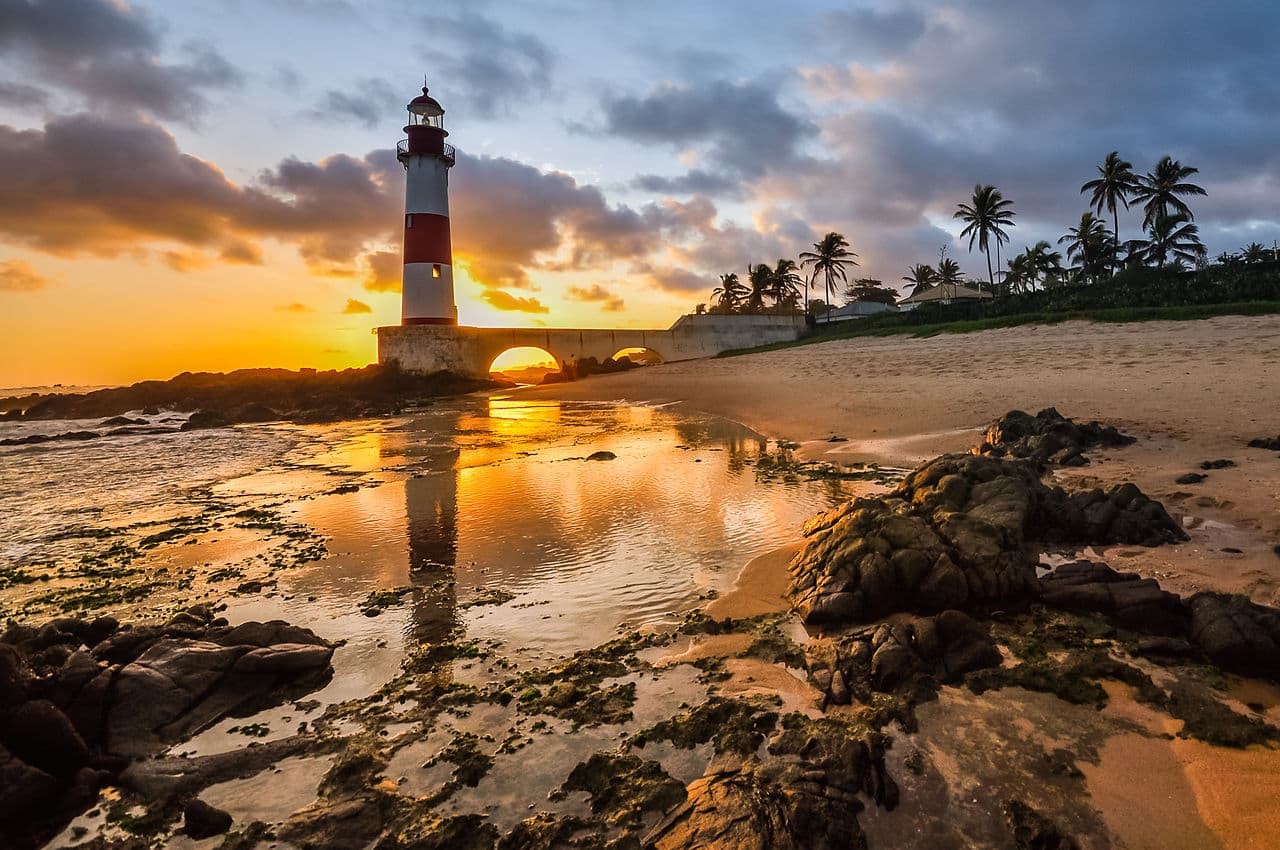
[419, 12, 553, 118]
[816, 6, 927, 63]
[565, 284, 624, 312]
[481, 289, 549, 314]
[312, 78, 401, 129]
[0, 81, 48, 108]
[599, 79, 814, 196]
[276, 302, 311, 312]
[0, 0, 241, 121]
[0, 259, 48, 292]
[342, 298, 372, 314]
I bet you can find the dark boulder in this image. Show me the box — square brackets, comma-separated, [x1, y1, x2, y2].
[788, 452, 1184, 626]
[2, 700, 90, 778]
[1247, 435, 1280, 451]
[1175, 472, 1207, 485]
[180, 409, 231, 431]
[1039, 561, 1189, 635]
[976, 407, 1134, 467]
[182, 798, 233, 838]
[1187, 593, 1280, 680]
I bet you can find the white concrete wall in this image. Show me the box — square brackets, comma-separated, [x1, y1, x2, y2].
[377, 314, 807, 377]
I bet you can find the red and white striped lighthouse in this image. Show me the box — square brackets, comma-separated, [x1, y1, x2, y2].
[398, 84, 457, 325]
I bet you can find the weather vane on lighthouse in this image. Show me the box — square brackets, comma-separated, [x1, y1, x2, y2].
[397, 81, 457, 326]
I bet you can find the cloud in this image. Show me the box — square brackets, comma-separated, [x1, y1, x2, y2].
[566, 284, 624, 312]
[0, 259, 48, 292]
[275, 302, 311, 312]
[341, 298, 372, 314]
[598, 79, 814, 197]
[312, 78, 401, 129]
[363, 250, 401, 292]
[0, 81, 47, 108]
[814, 6, 927, 64]
[481, 289, 549, 314]
[418, 12, 553, 118]
[0, 0, 241, 121]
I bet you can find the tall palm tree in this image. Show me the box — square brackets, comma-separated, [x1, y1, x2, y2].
[1081, 151, 1138, 276]
[710, 272, 746, 312]
[1138, 213, 1205, 270]
[745, 263, 774, 313]
[901, 263, 938, 296]
[1131, 156, 1207, 229]
[954, 185, 1016, 292]
[1058, 212, 1114, 284]
[799, 232, 858, 321]
[1004, 253, 1032, 295]
[769, 258, 803, 312]
[1024, 240, 1063, 290]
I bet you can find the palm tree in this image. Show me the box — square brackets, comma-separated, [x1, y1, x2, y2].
[710, 272, 746, 312]
[1137, 213, 1205, 270]
[1059, 212, 1114, 284]
[901, 264, 938, 296]
[1081, 152, 1138, 276]
[1131, 156, 1207, 229]
[1241, 242, 1268, 264]
[1004, 253, 1032, 295]
[769, 258, 803, 312]
[1023, 240, 1064, 291]
[935, 257, 963, 297]
[745, 263, 773, 313]
[799, 232, 858, 321]
[954, 185, 1016, 292]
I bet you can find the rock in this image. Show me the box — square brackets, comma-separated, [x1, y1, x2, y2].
[585, 450, 617, 461]
[1200, 459, 1235, 470]
[228, 402, 279, 423]
[180, 409, 231, 431]
[1039, 561, 1189, 635]
[1247, 435, 1280, 451]
[280, 796, 384, 850]
[1175, 472, 1207, 484]
[0, 430, 101, 446]
[98, 416, 147, 427]
[0, 744, 58, 822]
[1187, 592, 1280, 680]
[647, 716, 896, 850]
[182, 798, 233, 838]
[788, 451, 1183, 626]
[806, 611, 1001, 707]
[2, 699, 90, 777]
[1002, 799, 1080, 850]
[976, 407, 1134, 467]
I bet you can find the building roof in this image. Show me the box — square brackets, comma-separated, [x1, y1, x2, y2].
[822, 300, 898, 318]
[899, 283, 993, 304]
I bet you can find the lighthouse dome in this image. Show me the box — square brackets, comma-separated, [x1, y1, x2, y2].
[407, 86, 444, 127]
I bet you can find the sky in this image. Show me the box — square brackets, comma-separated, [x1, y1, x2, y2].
[1, 0, 1278, 386]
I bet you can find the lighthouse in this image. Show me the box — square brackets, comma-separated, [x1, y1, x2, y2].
[398, 84, 457, 325]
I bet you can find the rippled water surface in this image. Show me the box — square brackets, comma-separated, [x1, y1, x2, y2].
[1, 396, 872, 670]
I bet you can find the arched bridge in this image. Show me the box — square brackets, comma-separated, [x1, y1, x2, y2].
[377, 314, 807, 379]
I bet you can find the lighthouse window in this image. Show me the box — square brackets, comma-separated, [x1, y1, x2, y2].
[432, 264, 442, 278]
[405, 214, 413, 228]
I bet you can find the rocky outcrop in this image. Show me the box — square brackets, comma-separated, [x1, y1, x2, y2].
[788, 453, 1185, 626]
[0, 607, 334, 850]
[1039, 561, 1189, 636]
[976, 407, 1134, 467]
[806, 610, 1001, 707]
[1247, 434, 1280, 451]
[647, 716, 897, 850]
[1186, 593, 1280, 680]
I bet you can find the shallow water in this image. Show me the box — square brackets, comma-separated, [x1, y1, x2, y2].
[2, 394, 877, 755]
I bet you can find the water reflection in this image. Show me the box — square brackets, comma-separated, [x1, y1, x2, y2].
[376, 398, 872, 663]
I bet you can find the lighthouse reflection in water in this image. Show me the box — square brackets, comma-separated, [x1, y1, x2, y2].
[260, 396, 871, 683]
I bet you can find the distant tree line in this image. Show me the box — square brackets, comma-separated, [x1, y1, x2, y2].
[696, 152, 1276, 318]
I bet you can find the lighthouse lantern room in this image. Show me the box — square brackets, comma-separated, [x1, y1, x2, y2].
[398, 84, 457, 325]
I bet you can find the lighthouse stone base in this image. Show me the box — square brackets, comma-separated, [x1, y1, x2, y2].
[376, 314, 807, 379]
